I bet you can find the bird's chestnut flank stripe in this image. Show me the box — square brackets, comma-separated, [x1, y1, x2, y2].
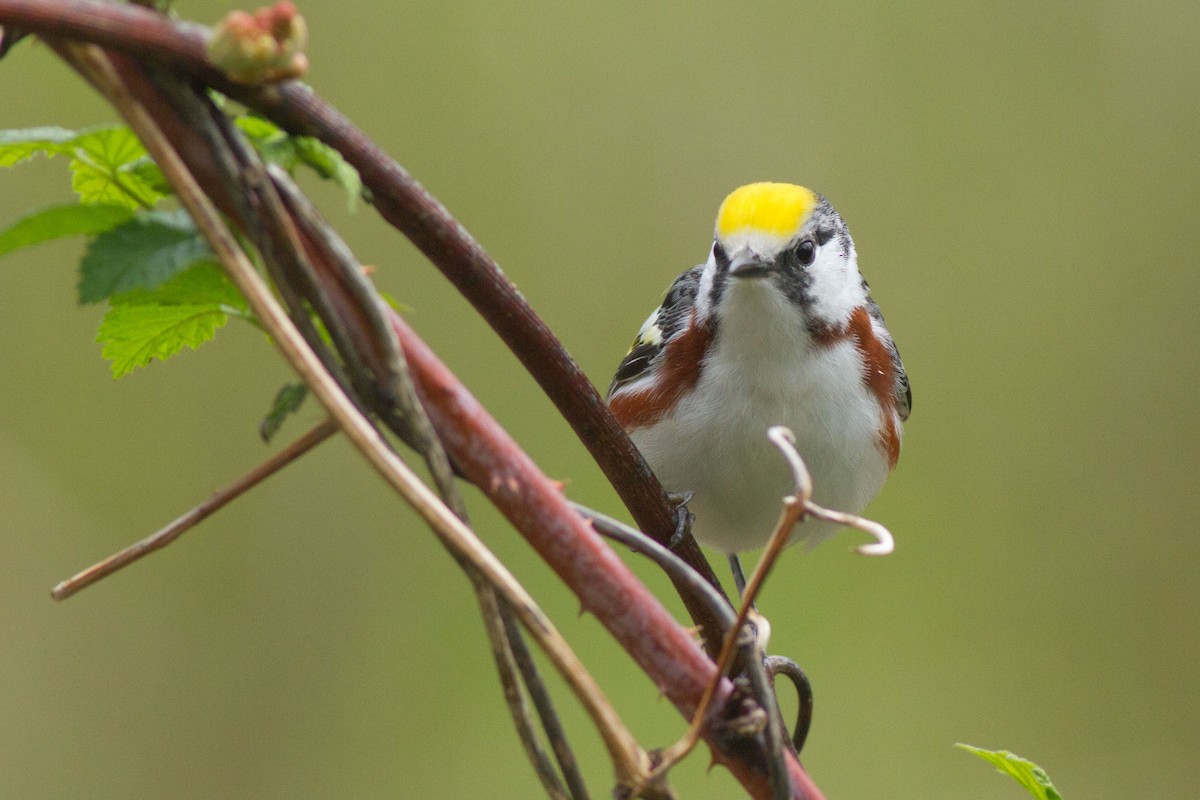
[609, 311, 712, 431]
[815, 306, 903, 469]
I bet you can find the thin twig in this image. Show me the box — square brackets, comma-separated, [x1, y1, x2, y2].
[808, 506, 895, 556]
[764, 656, 814, 755]
[765, 425, 895, 556]
[742, 639, 792, 800]
[476, 582, 573, 800]
[570, 502, 734, 636]
[58, 41, 651, 791]
[634, 540, 794, 795]
[501, 603, 592, 800]
[573, 504, 790, 799]
[50, 417, 338, 601]
[173, 81, 377, 430]
[264, 165, 455, 487]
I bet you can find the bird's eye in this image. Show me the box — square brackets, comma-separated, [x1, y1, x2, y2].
[795, 239, 816, 266]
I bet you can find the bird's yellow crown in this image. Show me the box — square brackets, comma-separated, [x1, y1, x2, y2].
[716, 182, 818, 240]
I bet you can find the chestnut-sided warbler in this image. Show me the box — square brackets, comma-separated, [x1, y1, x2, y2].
[608, 182, 910, 556]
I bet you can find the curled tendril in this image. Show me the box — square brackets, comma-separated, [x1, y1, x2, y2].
[766, 425, 895, 556]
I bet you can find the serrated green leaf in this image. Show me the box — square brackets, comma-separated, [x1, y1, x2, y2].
[0, 126, 80, 167]
[956, 745, 1063, 800]
[126, 158, 172, 197]
[259, 383, 309, 442]
[97, 263, 250, 378]
[0, 203, 134, 257]
[79, 209, 215, 304]
[0, 125, 168, 207]
[97, 302, 229, 378]
[111, 261, 248, 311]
[69, 127, 166, 209]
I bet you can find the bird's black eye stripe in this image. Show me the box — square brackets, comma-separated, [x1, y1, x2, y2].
[795, 239, 816, 266]
[815, 227, 833, 246]
[712, 240, 729, 268]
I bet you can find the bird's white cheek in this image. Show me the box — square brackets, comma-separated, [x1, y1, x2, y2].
[806, 253, 866, 326]
[694, 257, 718, 319]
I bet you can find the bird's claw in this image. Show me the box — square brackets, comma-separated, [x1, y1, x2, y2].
[665, 491, 695, 550]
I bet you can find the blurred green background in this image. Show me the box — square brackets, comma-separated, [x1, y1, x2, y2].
[1, 2, 1197, 798]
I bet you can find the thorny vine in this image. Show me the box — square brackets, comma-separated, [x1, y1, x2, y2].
[0, 3, 895, 799]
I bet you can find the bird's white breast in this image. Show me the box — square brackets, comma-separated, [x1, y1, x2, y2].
[630, 281, 891, 553]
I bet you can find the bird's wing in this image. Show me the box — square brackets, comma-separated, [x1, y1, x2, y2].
[607, 265, 703, 397]
[864, 292, 911, 421]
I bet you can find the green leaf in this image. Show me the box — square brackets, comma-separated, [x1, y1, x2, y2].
[236, 115, 299, 170]
[233, 115, 281, 142]
[377, 289, 410, 315]
[125, 157, 172, 198]
[0, 126, 80, 167]
[96, 263, 249, 378]
[97, 302, 229, 378]
[235, 115, 361, 210]
[0, 203, 134, 258]
[956, 745, 1063, 800]
[293, 136, 362, 211]
[0, 126, 168, 208]
[111, 260, 248, 310]
[69, 127, 166, 208]
[79, 209, 214, 304]
[259, 383, 309, 442]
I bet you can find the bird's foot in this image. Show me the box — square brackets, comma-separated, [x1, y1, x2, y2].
[665, 491, 695, 550]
